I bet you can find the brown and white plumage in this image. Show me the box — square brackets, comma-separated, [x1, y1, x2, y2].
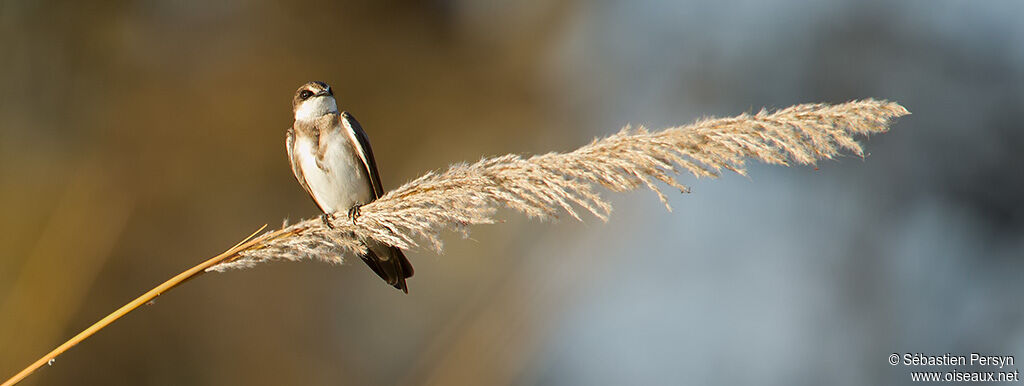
[286, 81, 413, 292]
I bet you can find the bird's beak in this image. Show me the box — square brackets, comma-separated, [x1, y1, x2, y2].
[316, 87, 333, 97]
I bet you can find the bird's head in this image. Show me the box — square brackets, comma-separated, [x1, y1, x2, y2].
[292, 81, 338, 121]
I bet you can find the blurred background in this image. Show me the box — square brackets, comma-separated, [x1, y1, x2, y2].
[2, 0, 1022, 385]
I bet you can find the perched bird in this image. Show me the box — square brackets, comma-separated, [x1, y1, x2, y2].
[286, 81, 414, 292]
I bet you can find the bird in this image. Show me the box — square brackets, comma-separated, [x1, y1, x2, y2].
[286, 81, 413, 293]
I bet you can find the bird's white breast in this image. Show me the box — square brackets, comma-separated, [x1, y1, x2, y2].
[294, 125, 373, 215]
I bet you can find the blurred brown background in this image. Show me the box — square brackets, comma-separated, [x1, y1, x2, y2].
[2, 1, 1022, 385]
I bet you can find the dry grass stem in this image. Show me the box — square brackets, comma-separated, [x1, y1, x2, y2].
[1, 225, 268, 386]
[210, 99, 908, 272]
[3, 99, 906, 386]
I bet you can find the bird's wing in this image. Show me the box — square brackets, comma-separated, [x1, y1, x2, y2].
[340, 111, 385, 199]
[336, 112, 414, 293]
[286, 124, 329, 214]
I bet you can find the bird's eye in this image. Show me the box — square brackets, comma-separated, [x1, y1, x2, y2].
[299, 90, 314, 100]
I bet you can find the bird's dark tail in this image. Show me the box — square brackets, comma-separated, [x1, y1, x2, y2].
[358, 243, 414, 293]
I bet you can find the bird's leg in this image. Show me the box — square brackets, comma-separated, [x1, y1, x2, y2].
[348, 203, 363, 223]
[321, 213, 335, 229]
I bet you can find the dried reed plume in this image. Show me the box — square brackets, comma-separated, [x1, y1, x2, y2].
[2, 99, 907, 386]
[210, 99, 908, 271]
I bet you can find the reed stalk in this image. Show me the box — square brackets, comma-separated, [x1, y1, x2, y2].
[2, 99, 907, 385]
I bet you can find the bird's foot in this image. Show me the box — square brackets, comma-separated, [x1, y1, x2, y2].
[348, 204, 362, 223]
[321, 213, 336, 229]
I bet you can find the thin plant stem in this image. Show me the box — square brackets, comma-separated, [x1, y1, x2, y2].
[1, 99, 909, 385]
[1, 225, 269, 386]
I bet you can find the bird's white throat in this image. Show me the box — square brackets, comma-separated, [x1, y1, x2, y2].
[294, 96, 339, 121]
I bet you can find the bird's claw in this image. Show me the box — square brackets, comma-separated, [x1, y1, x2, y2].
[321, 213, 335, 229]
[348, 204, 362, 223]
